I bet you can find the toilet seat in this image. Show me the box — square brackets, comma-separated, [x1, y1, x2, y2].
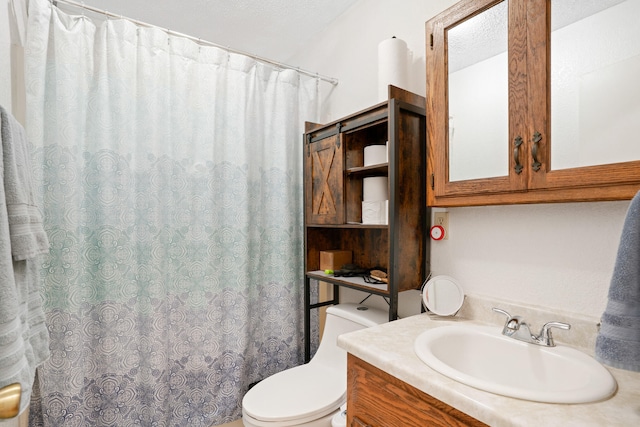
[242, 363, 345, 425]
[242, 409, 338, 427]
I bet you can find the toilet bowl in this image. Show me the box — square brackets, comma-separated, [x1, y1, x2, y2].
[242, 303, 388, 427]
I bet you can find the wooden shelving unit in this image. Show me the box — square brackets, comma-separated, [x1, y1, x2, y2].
[302, 86, 428, 361]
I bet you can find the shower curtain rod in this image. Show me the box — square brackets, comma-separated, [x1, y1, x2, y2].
[50, 0, 339, 86]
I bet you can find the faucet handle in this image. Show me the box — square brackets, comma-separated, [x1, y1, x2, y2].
[492, 307, 521, 332]
[492, 307, 511, 319]
[538, 321, 571, 347]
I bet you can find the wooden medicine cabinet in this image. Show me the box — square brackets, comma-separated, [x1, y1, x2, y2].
[426, 0, 640, 206]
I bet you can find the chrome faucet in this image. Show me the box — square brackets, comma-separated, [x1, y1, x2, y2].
[492, 308, 571, 347]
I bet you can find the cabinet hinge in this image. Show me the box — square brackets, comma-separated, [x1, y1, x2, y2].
[430, 174, 435, 189]
[335, 123, 342, 148]
[430, 33, 434, 50]
[305, 133, 311, 157]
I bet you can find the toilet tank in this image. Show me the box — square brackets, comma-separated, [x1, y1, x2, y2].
[310, 303, 388, 369]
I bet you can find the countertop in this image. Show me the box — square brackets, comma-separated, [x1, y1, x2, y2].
[337, 313, 640, 427]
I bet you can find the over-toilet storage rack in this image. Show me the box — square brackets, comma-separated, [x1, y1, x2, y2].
[302, 86, 428, 362]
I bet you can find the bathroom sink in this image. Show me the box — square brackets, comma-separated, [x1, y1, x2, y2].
[414, 324, 617, 403]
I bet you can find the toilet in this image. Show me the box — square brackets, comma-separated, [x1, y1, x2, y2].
[242, 303, 388, 427]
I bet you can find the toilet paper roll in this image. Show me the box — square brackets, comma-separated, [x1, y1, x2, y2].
[378, 37, 409, 101]
[362, 200, 389, 225]
[364, 145, 388, 166]
[384, 199, 389, 224]
[363, 177, 388, 201]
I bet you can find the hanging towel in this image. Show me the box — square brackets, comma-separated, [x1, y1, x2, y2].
[0, 105, 50, 413]
[1, 106, 49, 260]
[595, 190, 640, 372]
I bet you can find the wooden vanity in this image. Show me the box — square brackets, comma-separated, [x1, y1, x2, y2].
[348, 354, 486, 427]
[338, 312, 640, 427]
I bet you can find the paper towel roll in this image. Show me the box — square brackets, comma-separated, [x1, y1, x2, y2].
[364, 145, 388, 166]
[378, 37, 409, 101]
[363, 177, 388, 201]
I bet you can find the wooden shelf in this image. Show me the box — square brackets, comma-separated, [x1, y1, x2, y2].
[346, 163, 388, 176]
[306, 223, 388, 229]
[306, 271, 389, 294]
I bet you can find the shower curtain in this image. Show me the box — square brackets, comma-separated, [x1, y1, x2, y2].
[23, 0, 322, 425]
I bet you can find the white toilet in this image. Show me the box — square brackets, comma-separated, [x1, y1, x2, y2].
[242, 303, 388, 427]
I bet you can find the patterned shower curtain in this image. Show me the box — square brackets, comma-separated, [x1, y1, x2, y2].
[23, 0, 321, 425]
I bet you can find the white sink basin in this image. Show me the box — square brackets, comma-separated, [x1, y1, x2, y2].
[414, 324, 617, 403]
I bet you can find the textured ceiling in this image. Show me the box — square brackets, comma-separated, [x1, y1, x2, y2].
[68, 0, 360, 63]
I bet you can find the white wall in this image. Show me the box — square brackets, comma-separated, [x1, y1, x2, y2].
[288, 0, 448, 122]
[288, 0, 633, 320]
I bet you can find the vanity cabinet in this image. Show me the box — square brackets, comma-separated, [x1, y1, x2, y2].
[347, 354, 487, 427]
[426, 0, 640, 207]
[303, 86, 427, 361]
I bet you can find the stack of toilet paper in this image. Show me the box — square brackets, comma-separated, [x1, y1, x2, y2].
[362, 144, 389, 225]
[362, 177, 388, 224]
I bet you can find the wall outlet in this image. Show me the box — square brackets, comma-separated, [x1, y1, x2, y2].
[433, 211, 449, 239]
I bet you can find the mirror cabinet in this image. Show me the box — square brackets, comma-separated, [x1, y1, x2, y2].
[426, 0, 640, 206]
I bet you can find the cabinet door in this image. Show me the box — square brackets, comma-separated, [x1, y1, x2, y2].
[426, 0, 528, 202]
[304, 134, 344, 224]
[526, 0, 640, 192]
[347, 355, 487, 427]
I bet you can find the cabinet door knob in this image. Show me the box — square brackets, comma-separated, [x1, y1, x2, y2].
[531, 131, 542, 172]
[513, 136, 524, 174]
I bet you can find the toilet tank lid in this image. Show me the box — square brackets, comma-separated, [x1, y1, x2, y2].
[326, 303, 388, 327]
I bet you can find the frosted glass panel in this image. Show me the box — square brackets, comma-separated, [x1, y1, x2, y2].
[447, 1, 508, 182]
[551, 0, 640, 170]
